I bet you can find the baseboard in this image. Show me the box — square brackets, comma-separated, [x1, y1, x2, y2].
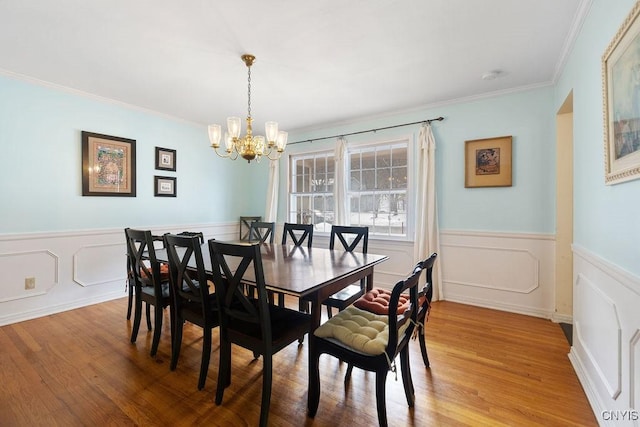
[0, 290, 125, 327]
[552, 312, 573, 323]
[443, 294, 553, 319]
[568, 347, 607, 426]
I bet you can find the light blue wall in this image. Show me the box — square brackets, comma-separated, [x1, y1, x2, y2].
[555, 0, 640, 277]
[279, 86, 556, 235]
[0, 75, 255, 233]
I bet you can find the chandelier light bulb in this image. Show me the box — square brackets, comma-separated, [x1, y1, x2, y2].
[208, 124, 221, 147]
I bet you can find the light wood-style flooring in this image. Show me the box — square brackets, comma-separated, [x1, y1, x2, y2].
[0, 298, 597, 426]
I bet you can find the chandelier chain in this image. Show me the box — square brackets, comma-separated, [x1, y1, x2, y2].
[247, 64, 252, 118]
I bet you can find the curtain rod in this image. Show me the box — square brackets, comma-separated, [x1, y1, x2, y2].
[287, 116, 444, 146]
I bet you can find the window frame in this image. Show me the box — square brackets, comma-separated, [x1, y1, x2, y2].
[287, 134, 414, 242]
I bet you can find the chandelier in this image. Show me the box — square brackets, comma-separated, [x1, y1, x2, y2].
[208, 54, 287, 163]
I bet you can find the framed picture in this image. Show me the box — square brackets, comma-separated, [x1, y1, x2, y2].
[155, 147, 176, 171]
[602, 1, 640, 185]
[464, 136, 512, 188]
[154, 176, 176, 197]
[82, 131, 136, 197]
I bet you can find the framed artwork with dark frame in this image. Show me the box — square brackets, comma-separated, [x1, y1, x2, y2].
[154, 176, 177, 197]
[602, 1, 640, 185]
[155, 147, 176, 171]
[82, 131, 136, 197]
[464, 135, 512, 188]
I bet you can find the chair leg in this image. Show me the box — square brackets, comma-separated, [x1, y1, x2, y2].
[126, 279, 133, 320]
[170, 318, 183, 371]
[259, 353, 273, 427]
[399, 347, 415, 406]
[344, 364, 354, 384]
[326, 305, 333, 319]
[375, 370, 389, 427]
[145, 302, 152, 330]
[307, 348, 321, 417]
[130, 292, 143, 343]
[198, 328, 212, 390]
[216, 340, 232, 405]
[150, 304, 163, 357]
[419, 328, 430, 367]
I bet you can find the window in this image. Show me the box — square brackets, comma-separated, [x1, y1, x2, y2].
[289, 152, 335, 232]
[288, 138, 410, 238]
[349, 142, 408, 237]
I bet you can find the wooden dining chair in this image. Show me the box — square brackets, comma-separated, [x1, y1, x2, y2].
[280, 222, 314, 311]
[353, 253, 438, 367]
[308, 265, 423, 427]
[239, 216, 262, 241]
[164, 233, 219, 390]
[124, 228, 171, 357]
[281, 222, 313, 249]
[209, 240, 311, 427]
[323, 225, 369, 318]
[249, 221, 275, 243]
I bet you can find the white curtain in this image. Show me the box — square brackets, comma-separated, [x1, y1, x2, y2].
[334, 137, 348, 225]
[414, 124, 443, 301]
[264, 159, 279, 222]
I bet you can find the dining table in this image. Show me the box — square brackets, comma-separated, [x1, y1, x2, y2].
[156, 240, 388, 331]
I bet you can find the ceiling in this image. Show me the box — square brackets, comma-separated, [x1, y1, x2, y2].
[0, 0, 588, 133]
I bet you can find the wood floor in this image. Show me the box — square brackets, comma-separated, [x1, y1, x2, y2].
[0, 298, 597, 426]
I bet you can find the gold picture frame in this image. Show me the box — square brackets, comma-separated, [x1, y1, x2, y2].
[465, 136, 512, 188]
[602, 1, 640, 185]
[82, 131, 136, 196]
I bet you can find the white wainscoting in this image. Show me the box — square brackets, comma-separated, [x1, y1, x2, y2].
[0, 223, 237, 326]
[570, 245, 640, 427]
[439, 230, 556, 319]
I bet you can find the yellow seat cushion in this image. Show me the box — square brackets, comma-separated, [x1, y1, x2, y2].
[314, 306, 408, 355]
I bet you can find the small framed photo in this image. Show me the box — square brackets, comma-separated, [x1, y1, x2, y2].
[154, 176, 176, 197]
[82, 131, 136, 197]
[155, 147, 176, 171]
[464, 136, 512, 188]
[602, 1, 640, 184]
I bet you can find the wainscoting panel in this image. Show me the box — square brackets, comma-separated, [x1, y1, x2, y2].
[575, 273, 621, 399]
[0, 250, 58, 302]
[73, 243, 126, 287]
[440, 230, 555, 318]
[570, 245, 640, 425]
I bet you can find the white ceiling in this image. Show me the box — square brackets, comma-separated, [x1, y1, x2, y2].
[0, 0, 588, 132]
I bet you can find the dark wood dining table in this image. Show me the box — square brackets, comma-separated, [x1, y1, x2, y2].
[156, 241, 388, 332]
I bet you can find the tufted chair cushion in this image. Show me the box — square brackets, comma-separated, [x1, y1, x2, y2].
[314, 306, 409, 355]
[353, 288, 410, 315]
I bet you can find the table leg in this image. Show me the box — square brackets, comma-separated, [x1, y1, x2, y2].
[307, 298, 321, 416]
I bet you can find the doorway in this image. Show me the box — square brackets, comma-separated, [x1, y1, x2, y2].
[555, 91, 574, 327]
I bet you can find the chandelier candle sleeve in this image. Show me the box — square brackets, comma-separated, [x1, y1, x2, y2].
[208, 54, 287, 163]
